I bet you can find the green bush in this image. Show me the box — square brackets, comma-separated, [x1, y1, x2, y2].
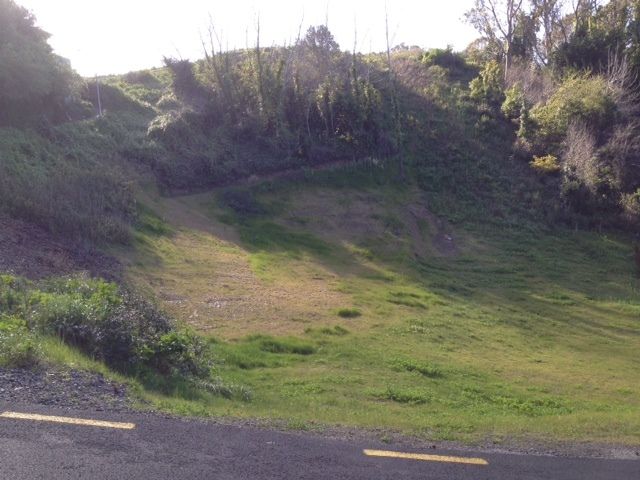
[29, 280, 169, 370]
[532, 75, 616, 142]
[422, 47, 473, 80]
[2, 275, 211, 377]
[139, 330, 210, 377]
[0, 328, 41, 368]
[501, 83, 525, 120]
[0, 275, 27, 312]
[469, 60, 504, 109]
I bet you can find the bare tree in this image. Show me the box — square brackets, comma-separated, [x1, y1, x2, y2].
[385, 6, 404, 177]
[606, 51, 640, 117]
[563, 120, 598, 189]
[466, 0, 527, 78]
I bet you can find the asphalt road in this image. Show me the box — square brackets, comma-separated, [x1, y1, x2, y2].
[0, 403, 638, 479]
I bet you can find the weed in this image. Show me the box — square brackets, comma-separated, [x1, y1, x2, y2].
[319, 326, 350, 336]
[387, 291, 427, 309]
[374, 387, 431, 405]
[391, 358, 444, 378]
[248, 335, 316, 355]
[337, 308, 362, 318]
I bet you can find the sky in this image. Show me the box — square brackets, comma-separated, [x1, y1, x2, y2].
[16, 0, 479, 77]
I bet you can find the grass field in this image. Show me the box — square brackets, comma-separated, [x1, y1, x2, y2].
[115, 172, 640, 446]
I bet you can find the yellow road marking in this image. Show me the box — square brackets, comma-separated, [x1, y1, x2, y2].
[0, 412, 135, 430]
[363, 449, 488, 466]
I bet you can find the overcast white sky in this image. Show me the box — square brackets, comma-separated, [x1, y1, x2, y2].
[16, 0, 478, 76]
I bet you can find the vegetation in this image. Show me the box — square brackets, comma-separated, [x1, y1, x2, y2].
[1, 0, 639, 448]
[123, 180, 640, 444]
[465, 0, 640, 228]
[0, 273, 254, 402]
[0, 0, 87, 126]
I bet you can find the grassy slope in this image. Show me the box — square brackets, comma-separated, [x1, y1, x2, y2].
[2, 62, 637, 446]
[117, 170, 640, 446]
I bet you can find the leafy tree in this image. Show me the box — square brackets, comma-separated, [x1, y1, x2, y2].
[0, 0, 82, 126]
[529, 0, 568, 65]
[552, 0, 630, 73]
[466, 0, 527, 76]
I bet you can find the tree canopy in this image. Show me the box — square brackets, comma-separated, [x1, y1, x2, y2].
[0, 0, 82, 126]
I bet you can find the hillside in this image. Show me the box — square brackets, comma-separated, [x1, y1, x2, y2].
[119, 173, 640, 445]
[1, 0, 639, 449]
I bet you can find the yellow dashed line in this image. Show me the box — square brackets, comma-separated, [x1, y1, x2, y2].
[0, 411, 135, 430]
[363, 449, 489, 466]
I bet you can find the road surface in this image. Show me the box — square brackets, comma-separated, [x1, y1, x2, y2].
[0, 402, 637, 479]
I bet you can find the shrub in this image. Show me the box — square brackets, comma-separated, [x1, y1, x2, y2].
[318, 325, 350, 336]
[599, 122, 640, 192]
[0, 330, 41, 368]
[422, 46, 469, 72]
[517, 103, 535, 140]
[16, 275, 211, 376]
[562, 121, 598, 188]
[139, 330, 210, 377]
[387, 292, 427, 309]
[501, 83, 525, 120]
[532, 75, 616, 142]
[195, 377, 253, 401]
[0, 275, 28, 313]
[530, 154, 561, 174]
[621, 190, 640, 223]
[469, 60, 504, 109]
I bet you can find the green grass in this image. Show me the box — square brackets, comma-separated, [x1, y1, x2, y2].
[118, 181, 640, 447]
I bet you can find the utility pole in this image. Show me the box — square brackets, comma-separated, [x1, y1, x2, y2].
[96, 75, 103, 117]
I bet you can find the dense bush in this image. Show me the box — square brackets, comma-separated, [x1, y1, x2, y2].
[469, 60, 505, 109]
[148, 26, 395, 189]
[501, 83, 526, 120]
[0, 275, 211, 376]
[0, 329, 41, 368]
[531, 75, 616, 143]
[139, 330, 209, 377]
[421, 47, 475, 81]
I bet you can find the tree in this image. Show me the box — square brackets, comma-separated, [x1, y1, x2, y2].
[529, 0, 567, 65]
[552, 0, 629, 73]
[0, 0, 81, 126]
[466, 0, 527, 77]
